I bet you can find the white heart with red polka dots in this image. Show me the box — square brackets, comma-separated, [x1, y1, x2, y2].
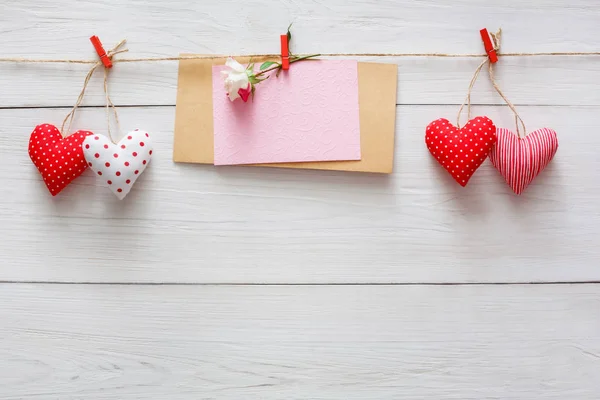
[82, 130, 153, 200]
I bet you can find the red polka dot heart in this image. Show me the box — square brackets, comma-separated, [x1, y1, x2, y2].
[28, 123, 93, 196]
[425, 116, 497, 187]
[83, 130, 153, 200]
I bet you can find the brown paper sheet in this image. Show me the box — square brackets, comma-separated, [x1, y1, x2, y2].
[173, 55, 397, 173]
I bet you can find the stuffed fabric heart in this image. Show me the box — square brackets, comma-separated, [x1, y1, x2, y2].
[28, 123, 93, 196]
[83, 129, 153, 200]
[425, 116, 496, 186]
[488, 127, 558, 195]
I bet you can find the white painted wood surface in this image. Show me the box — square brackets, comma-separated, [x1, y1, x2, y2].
[3, 284, 600, 399]
[1, 1, 599, 398]
[1, 1, 600, 107]
[1, 105, 599, 283]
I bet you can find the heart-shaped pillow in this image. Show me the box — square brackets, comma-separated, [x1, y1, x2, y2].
[488, 127, 558, 194]
[425, 116, 496, 186]
[82, 129, 153, 200]
[28, 124, 93, 196]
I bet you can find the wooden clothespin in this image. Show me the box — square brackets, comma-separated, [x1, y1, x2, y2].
[479, 28, 498, 63]
[280, 34, 290, 70]
[90, 35, 113, 68]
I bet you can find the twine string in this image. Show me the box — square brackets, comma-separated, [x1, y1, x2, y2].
[456, 28, 526, 136]
[456, 29, 502, 128]
[59, 62, 100, 137]
[59, 40, 127, 137]
[103, 67, 122, 144]
[456, 58, 488, 128]
[487, 30, 527, 137]
[6, 35, 597, 137]
[1, 51, 599, 64]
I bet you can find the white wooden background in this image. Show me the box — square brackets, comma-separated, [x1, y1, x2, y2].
[1, 1, 600, 398]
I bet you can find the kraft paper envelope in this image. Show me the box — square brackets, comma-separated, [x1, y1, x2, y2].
[173, 55, 397, 173]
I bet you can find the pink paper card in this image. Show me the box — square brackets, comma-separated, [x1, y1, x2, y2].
[212, 60, 361, 165]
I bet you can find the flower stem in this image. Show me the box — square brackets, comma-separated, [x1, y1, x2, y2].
[290, 53, 321, 63]
[254, 65, 280, 77]
[253, 54, 321, 78]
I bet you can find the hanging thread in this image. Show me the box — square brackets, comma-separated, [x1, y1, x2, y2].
[455, 28, 529, 136]
[456, 58, 488, 128]
[59, 40, 127, 137]
[486, 30, 527, 137]
[0, 51, 599, 65]
[103, 64, 122, 144]
[5, 33, 598, 137]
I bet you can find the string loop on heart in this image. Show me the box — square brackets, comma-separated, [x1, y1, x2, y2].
[60, 40, 128, 138]
[486, 30, 527, 138]
[103, 64, 122, 144]
[455, 29, 527, 138]
[488, 61, 526, 137]
[2, 51, 600, 65]
[456, 30, 502, 128]
[456, 58, 488, 128]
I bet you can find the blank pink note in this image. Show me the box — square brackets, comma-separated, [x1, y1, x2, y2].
[212, 60, 361, 165]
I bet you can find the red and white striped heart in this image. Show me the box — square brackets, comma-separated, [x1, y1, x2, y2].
[82, 130, 153, 200]
[489, 127, 558, 195]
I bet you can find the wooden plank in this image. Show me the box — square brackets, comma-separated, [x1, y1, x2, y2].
[1, 105, 598, 284]
[1, 283, 600, 399]
[0, 57, 598, 107]
[1, 0, 597, 57]
[0, 0, 599, 107]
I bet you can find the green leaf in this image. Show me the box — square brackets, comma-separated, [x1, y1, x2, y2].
[286, 23, 292, 45]
[249, 75, 267, 85]
[260, 61, 278, 70]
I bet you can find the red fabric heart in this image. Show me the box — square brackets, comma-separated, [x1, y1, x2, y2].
[28, 124, 93, 196]
[488, 127, 558, 195]
[425, 116, 497, 186]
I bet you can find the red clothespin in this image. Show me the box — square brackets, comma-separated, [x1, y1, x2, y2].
[479, 28, 498, 63]
[280, 34, 289, 70]
[90, 35, 113, 68]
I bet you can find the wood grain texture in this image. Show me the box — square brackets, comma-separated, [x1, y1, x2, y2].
[0, 1, 599, 107]
[3, 0, 598, 56]
[1, 105, 598, 284]
[2, 57, 600, 107]
[2, 284, 600, 399]
[1, 1, 599, 398]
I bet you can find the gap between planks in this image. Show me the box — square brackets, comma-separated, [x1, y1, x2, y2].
[0, 104, 597, 110]
[1, 281, 600, 286]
